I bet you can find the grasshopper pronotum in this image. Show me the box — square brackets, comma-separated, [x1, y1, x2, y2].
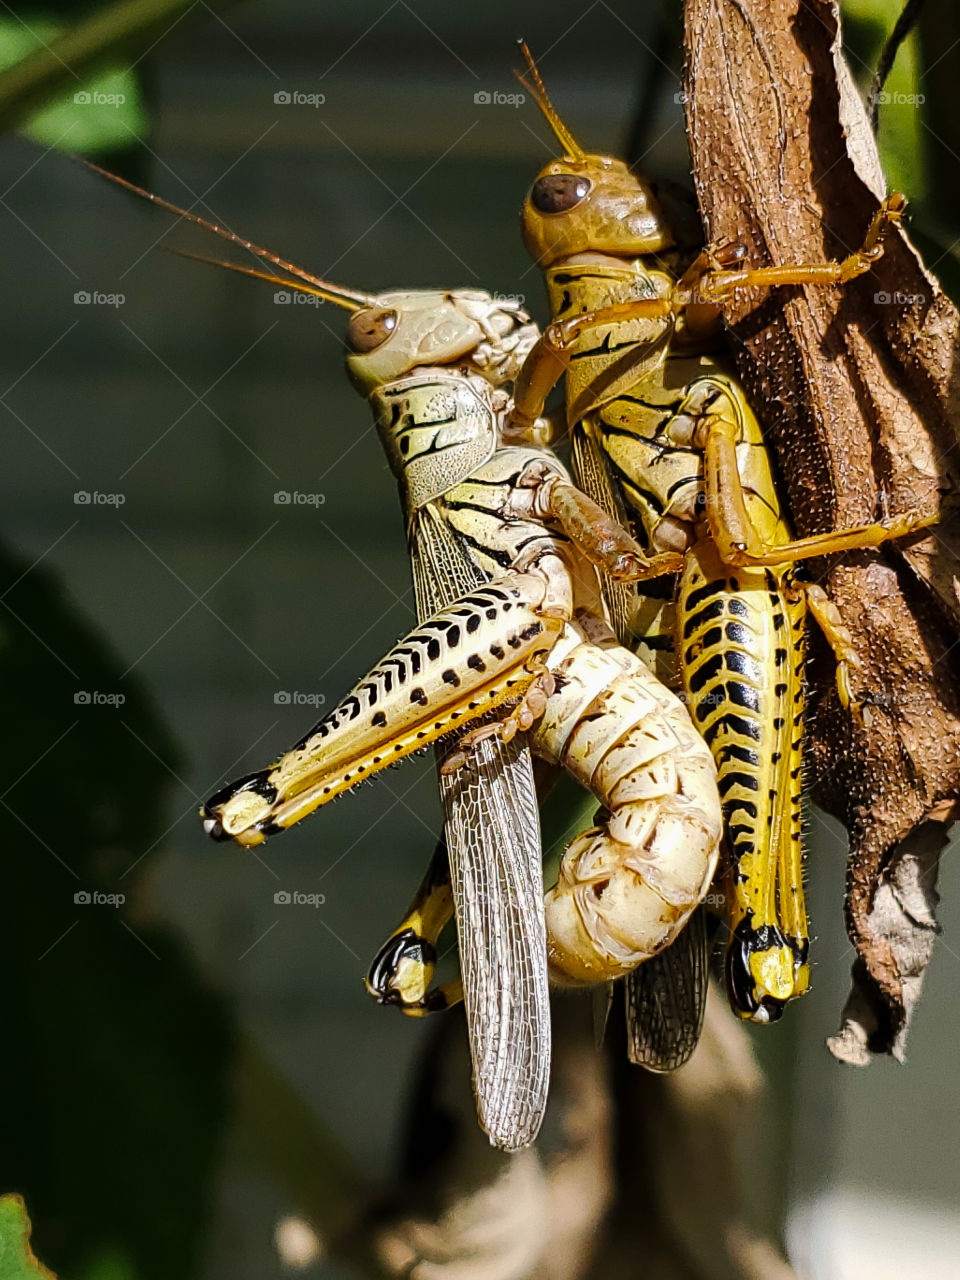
[513, 45, 936, 1036]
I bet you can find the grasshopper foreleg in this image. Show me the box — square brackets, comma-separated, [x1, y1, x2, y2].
[440, 659, 556, 775]
[541, 473, 685, 581]
[508, 299, 674, 433]
[506, 459, 684, 582]
[691, 193, 907, 305]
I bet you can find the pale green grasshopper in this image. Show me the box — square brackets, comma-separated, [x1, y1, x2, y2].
[86, 163, 723, 1148]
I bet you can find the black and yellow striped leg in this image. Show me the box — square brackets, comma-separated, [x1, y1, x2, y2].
[202, 573, 565, 847]
[365, 839, 464, 1016]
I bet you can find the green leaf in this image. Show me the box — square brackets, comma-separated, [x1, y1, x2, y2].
[0, 1196, 55, 1280]
[841, 0, 926, 199]
[0, 18, 147, 153]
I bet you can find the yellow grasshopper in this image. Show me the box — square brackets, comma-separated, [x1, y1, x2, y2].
[82, 163, 724, 1147]
[511, 46, 936, 1032]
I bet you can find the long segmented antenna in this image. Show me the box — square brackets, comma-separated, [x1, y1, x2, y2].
[80, 159, 376, 309]
[170, 249, 365, 311]
[516, 40, 584, 159]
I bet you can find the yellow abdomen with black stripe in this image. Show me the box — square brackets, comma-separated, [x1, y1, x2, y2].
[679, 541, 808, 1021]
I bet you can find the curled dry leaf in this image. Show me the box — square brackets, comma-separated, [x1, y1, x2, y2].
[682, 0, 960, 1057]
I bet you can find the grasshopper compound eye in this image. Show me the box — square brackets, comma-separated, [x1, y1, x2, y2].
[530, 173, 591, 214]
[347, 306, 398, 353]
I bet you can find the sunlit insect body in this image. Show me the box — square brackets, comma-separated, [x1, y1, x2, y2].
[513, 46, 933, 1031]
[83, 160, 724, 1147]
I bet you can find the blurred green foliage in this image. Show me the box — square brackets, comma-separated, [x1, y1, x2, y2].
[0, 19, 146, 153]
[0, 542, 232, 1280]
[843, 0, 926, 199]
[0, 1196, 55, 1280]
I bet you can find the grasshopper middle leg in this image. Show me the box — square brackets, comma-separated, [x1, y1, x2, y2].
[365, 839, 463, 1015]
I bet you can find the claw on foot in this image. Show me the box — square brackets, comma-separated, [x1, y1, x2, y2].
[439, 663, 555, 776]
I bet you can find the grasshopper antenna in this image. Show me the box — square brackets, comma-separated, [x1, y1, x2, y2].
[516, 39, 585, 159]
[169, 248, 365, 311]
[80, 158, 376, 308]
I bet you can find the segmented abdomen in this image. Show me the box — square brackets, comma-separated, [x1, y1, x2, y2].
[538, 630, 722, 984]
[678, 542, 807, 1004]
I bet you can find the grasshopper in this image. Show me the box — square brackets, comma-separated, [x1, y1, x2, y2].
[512, 46, 937, 1032]
[83, 163, 723, 1147]
[197, 273, 726, 1139]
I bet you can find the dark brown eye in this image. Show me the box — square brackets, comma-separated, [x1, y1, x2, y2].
[346, 307, 398, 354]
[530, 174, 591, 214]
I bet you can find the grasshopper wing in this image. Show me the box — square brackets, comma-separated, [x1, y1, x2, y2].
[411, 503, 550, 1150]
[570, 420, 708, 1071]
[624, 904, 709, 1071]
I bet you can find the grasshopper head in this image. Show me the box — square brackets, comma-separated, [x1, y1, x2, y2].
[522, 155, 673, 267]
[356, 290, 541, 509]
[517, 42, 674, 266]
[344, 289, 538, 394]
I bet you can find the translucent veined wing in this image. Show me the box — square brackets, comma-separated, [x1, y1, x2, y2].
[624, 904, 709, 1071]
[410, 502, 550, 1149]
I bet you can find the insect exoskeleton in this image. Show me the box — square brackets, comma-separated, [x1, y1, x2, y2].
[84, 158, 724, 1146]
[537, 632, 721, 984]
[200, 420, 725, 980]
[514, 43, 934, 1027]
[186, 259, 725, 988]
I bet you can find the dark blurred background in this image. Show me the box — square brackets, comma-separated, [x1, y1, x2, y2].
[0, 2, 958, 1277]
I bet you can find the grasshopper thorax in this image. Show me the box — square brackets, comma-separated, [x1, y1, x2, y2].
[369, 369, 502, 511]
[350, 290, 540, 509]
[521, 155, 674, 267]
[344, 290, 538, 394]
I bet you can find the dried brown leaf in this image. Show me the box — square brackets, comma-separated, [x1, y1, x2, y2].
[683, 0, 960, 1055]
